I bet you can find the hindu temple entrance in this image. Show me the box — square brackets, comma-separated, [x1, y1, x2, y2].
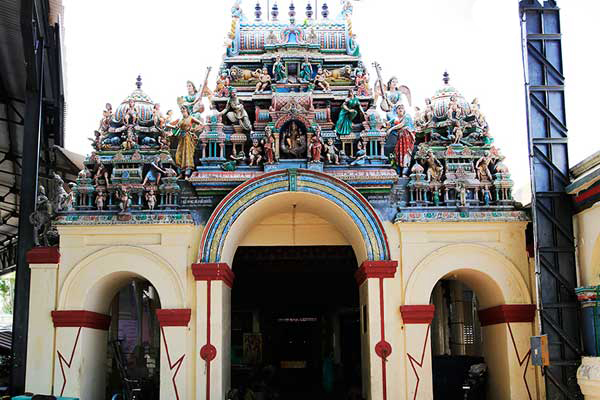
[231, 246, 362, 400]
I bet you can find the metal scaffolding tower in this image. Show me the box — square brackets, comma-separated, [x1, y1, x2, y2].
[519, 1, 582, 398]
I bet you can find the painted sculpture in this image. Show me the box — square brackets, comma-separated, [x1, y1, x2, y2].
[335, 90, 366, 136]
[66, 3, 516, 216]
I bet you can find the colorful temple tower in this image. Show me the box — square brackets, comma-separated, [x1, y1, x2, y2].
[23, 2, 546, 400]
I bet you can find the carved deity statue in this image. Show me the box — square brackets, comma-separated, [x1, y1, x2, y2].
[95, 191, 106, 210]
[219, 89, 252, 132]
[273, 55, 287, 83]
[335, 89, 366, 136]
[215, 71, 231, 97]
[281, 121, 306, 158]
[447, 96, 463, 121]
[249, 139, 263, 166]
[263, 126, 276, 164]
[475, 151, 494, 182]
[354, 69, 369, 97]
[255, 67, 272, 93]
[123, 99, 139, 126]
[451, 123, 464, 145]
[425, 151, 444, 183]
[146, 189, 157, 211]
[324, 138, 340, 165]
[299, 56, 313, 83]
[29, 185, 53, 247]
[314, 67, 331, 92]
[350, 140, 367, 166]
[118, 186, 131, 212]
[387, 104, 416, 177]
[309, 127, 323, 163]
[167, 106, 203, 178]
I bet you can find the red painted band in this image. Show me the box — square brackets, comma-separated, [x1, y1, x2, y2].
[355, 260, 398, 286]
[575, 183, 600, 204]
[192, 262, 235, 288]
[27, 246, 60, 264]
[400, 305, 436, 324]
[51, 310, 111, 330]
[156, 309, 192, 327]
[478, 304, 536, 326]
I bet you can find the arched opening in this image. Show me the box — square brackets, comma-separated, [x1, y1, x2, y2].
[404, 244, 534, 400]
[57, 247, 186, 400]
[430, 278, 487, 400]
[106, 279, 161, 400]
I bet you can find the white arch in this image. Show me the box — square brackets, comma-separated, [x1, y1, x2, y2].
[405, 243, 531, 308]
[219, 191, 369, 266]
[58, 246, 186, 313]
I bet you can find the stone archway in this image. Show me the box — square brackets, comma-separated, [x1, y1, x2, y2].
[194, 169, 396, 400]
[198, 169, 390, 265]
[402, 244, 536, 400]
[53, 246, 189, 400]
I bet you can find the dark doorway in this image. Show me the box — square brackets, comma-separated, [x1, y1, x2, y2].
[231, 246, 362, 400]
[430, 280, 486, 400]
[106, 280, 161, 400]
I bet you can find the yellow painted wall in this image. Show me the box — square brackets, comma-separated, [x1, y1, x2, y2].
[575, 203, 600, 286]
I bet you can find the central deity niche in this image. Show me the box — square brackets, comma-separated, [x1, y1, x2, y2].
[280, 120, 307, 159]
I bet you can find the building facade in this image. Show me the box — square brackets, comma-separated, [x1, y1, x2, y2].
[22, 2, 554, 400]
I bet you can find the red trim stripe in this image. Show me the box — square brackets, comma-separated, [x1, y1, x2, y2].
[400, 305, 436, 325]
[192, 262, 235, 288]
[51, 310, 111, 330]
[478, 304, 536, 326]
[156, 309, 191, 327]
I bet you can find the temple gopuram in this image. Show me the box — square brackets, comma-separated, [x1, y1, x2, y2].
[23, 2, 542, 400]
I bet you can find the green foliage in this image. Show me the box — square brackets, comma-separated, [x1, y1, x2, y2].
[0, 274, 14, 315]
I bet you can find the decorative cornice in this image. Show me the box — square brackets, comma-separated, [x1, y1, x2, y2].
[400, 305, 436, 324]
[478, 304, 536, 326]
[192, 262, 235, 288]
[51, 310, 111, 330]
[355, 260, 398, 286]
[54, 212, 195, 226]
[156, 309, 192, 327]
[26, 246, 60, 264]
[395, 210, 529, 223]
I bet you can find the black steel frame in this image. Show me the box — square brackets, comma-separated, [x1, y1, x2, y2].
[9, 0, 66, 394]
[519, 1, 582, 399]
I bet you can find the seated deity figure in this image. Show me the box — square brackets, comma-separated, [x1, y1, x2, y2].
[447, 96, 463, 121]
[335, 89, 367, 136]
[281, 121, 306, 158]
[98, 103, 112, 133]
[249, 139, 264, 166]
[354, 69, 369, 97]
[299, 56, 313, 83]
[255, 67, 272, 93]
[314, 67, 331, 92]
[123, 99, 139, 126]
[219, 89, 252, 133]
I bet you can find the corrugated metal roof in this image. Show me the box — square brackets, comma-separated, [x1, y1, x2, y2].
[0, 1, 25, 263]
[0, 330, 11, 351]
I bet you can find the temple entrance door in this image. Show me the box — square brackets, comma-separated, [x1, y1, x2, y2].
[106, 279, 161, 400]
[230, 246, 362, 400]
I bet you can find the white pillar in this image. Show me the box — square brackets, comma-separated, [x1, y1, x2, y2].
[578, 357, 600, 399]
[400, 305, 436, 400]
[51, 310, 111, 400]
[193, 262, 234, 400]
[25, 247, 60, 394]
[355, 260, 397, 400]
[156, 309, 192, 400]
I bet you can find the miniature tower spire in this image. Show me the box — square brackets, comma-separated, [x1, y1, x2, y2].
[271, 0, 279, 21]
[321, 1, 329, 19]
[443, 70, 450, 85]
[289, 0, 296, 23]
[306, 1, 313, 19]
[255, 2, 262, 21]
[136, 74, 142, 89]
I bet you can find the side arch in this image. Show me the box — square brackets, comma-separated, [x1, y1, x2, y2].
[58, 245, 186, 313]
[198, 169, 391, 264]
[405, 243, 531, 308]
